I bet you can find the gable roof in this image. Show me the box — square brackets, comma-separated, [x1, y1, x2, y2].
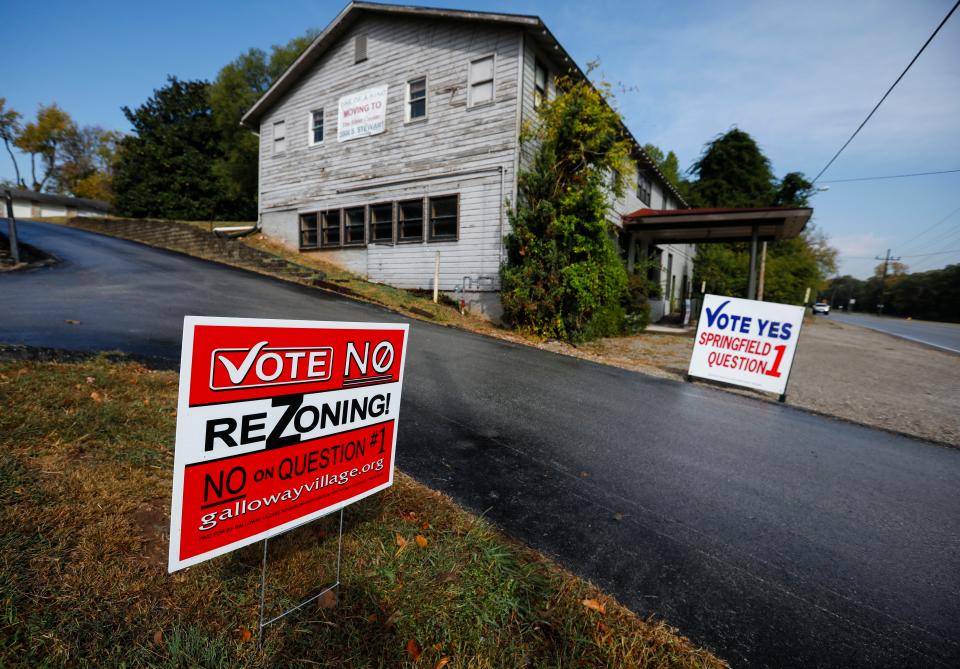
[240, 1, 687, 207]
[5, 187, 110, 213]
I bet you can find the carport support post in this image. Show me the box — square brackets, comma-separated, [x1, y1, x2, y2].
[4, 190, 19, 265]
[747, 224, 759, 300]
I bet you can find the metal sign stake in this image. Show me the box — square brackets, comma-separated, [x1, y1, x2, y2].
[257, 508, 345, 645]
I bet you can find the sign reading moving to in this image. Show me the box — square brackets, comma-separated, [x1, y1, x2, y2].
[337, 84, 388, 142]
[688, 295, 804, 395]
[168, 316, 409, 572]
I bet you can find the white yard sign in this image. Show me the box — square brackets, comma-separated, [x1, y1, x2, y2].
[337, 84, 388, 142]
[688, 295, 805, 395]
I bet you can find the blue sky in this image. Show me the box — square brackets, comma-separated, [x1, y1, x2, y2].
[2, 0, 958, 278]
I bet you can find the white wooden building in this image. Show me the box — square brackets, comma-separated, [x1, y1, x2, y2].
[241, 2, 694, 321]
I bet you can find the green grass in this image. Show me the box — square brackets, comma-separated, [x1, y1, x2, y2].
[0, 356, 725, 668]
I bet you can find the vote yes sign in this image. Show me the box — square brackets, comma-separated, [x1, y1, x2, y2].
[168, 316, 409, 572]
[688, 295, 804, 395]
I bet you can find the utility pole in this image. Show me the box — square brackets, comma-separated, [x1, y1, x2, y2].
[4, 189, 19, 265]
[756, 241, 767, 301]
[874, 248, 901, 316]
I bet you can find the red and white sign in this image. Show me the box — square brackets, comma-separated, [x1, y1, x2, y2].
[688, 295, 804, 395]
[168, 316, 409, 572]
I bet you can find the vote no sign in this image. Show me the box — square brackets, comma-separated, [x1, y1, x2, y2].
[168, 316, 409, 572]
[688, 295, 804, 396]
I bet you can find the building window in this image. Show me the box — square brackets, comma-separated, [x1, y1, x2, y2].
[397, 199, 424, 242]
[637, 171, 651, 206]
[429, 195, 458, 241]
[273, 120, 285, 154]
[407, 77, 427, 121]
[355, 33, 367, 63]
[309, 109, 324, 145]
[533, 60, 548, 109]
[369, 203, 394, 243]
[321, 210, 341, 248]
[299, 213, 318, 249]
[344, 207, 366, 246]
[468, 55, 495, 106]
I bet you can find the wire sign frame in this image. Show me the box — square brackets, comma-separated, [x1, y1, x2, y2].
[257, 509, 345, 644]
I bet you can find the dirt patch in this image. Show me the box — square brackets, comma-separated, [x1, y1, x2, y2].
[128, 499, 169, 567]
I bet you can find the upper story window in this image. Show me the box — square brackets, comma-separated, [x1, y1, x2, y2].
[533, 60, 548, 109]
[273, 120, 286, 154]
[309, 109, 324, 145]
[637, 171, 652, 206]
[468, 55, 495, 107]
[429, 195, 458, 241]
[407, 77, 427, 121]
[355, 33, 368, 63]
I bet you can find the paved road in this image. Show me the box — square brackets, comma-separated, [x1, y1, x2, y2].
[830, 312, 960, 354]
[3, 221, 959, 668]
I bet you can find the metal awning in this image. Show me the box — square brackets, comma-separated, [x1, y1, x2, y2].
[622, 206, 812, 244]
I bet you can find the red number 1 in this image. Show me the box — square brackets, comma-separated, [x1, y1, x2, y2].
[765, 345, 786, 378]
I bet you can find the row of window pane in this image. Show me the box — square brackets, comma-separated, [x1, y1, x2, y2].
[299, 196, 458, 249]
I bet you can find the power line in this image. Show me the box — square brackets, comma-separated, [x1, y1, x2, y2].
[819, 168, 960, 183]
[897, 203, 960, 252]
[899, 248, 960, 258]
[811, 0, 960, 184]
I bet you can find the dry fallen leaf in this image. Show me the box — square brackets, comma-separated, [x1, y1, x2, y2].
[317, 589, 337, 609]
[406, 639, 422, 661]
[384, 610, 401, 628]
[433, 657, 451, 669]
[581, 598, 606, 614]
[153, 630, 163, 645]
[415, 534, 428, 549]
[420, 521, 430, 530]
[90, 391, 104, 403]
[239, 627, 253, 642]
[367, 613, 378, 623]
[64, 319, 80, 325]
[85, 376, 95, 384]
[395, 533, 408, 555]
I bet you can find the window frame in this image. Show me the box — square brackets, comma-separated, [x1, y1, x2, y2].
[368, 202, 395, 244]
[468, 54, 496, 108]
[428, 194, 459, 242]
[272, 120, 286, 154]
[320, 209, 342, 249]
[533, 59, 548, 109]
[355, 33, 368, 64]
[342, 206, 367, 247]
[299, 212, 319, 250]
[396, 198, 425, 244]
[637, 170, 652, 206]
[405, 76, 428, 123]
[308, 108, 324, 146]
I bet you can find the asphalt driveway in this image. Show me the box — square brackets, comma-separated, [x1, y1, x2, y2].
[2, 220, 959, 668]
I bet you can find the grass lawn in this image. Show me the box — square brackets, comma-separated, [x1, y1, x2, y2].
[0, 356, 725, 668]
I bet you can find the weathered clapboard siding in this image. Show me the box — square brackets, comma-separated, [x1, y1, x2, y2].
[257, 13, 522, 291]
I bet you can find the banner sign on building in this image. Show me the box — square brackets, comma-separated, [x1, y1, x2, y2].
[168, 316, 409, 572]
[337, 84, 388, 142]
[688, 295, 804, 395]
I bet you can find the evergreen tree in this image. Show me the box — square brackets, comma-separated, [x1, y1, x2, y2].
[501, 75, 632, 341]
[113, 78, 223, 220]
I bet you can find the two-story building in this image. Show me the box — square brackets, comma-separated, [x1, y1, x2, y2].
[241, 2, 694, 321]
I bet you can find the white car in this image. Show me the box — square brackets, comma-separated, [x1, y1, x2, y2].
[812, 302, 831, 315]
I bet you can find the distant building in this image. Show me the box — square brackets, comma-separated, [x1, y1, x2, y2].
[241, 2, 693, 321]
[5, 188, 110, 219]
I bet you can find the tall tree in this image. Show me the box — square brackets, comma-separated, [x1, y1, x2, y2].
[0, 98, 24, 187]
[113, 78, 223, 220]
[208, 31, 317, 219]
[687, 128, 836, 303]
[642, 143, 682, 191]
[13, 103, 74, 192]
[502, 74, 633, 341]
[56, 126, 121, 201]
